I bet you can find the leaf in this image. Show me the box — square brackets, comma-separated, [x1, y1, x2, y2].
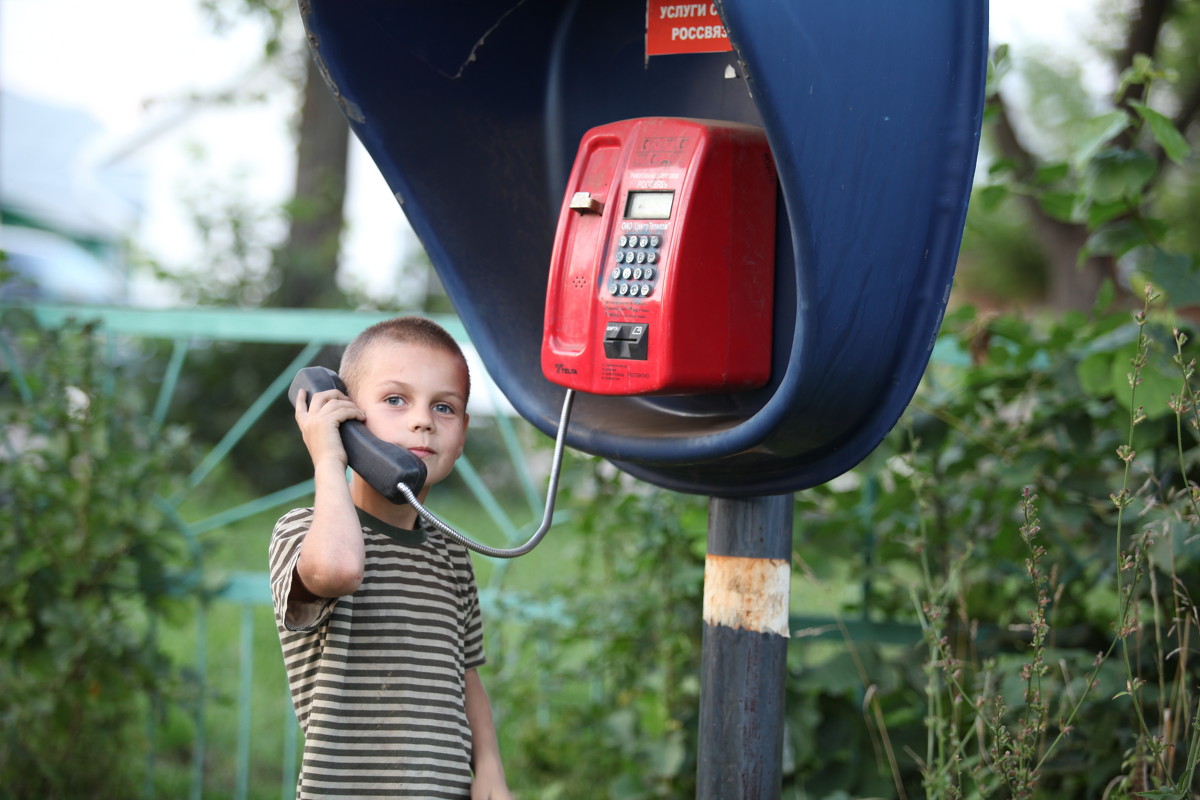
[1141, 249, 1200, 308]
[1034, 161, 1070, 185]
[1077, 351, 1113, 398]
[1084, 220, 1150, 261]
[1039, 191, 1079, 222]
[1070, 111, 1131, 167]
[986, 43, 1011, 96]
[1129, 101, 1191, 164]
[1084, 147, 1156, 202]
[1135, 790, 1185, 800]
[976, 184, 1009, 212]
[1086, 197, 1133, 228]
[1109, 340, 1179, 420]
[988, 158, 1018, 178]
[1117, 54, 1158, 102]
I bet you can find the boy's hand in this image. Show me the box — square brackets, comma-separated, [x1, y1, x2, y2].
[294, 387, 365, 471]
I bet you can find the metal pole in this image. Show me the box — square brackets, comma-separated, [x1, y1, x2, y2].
[697, 494, 794, 800]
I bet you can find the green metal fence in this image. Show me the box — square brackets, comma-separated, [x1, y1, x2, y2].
[16, 304, 563, 800]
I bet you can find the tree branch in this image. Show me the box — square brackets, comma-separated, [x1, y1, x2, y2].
[989, 93, 1037, 180]
[1115, 0, 1173, 106]
[989, 92, 1114, 310]
[1174, 77, 1200, 140]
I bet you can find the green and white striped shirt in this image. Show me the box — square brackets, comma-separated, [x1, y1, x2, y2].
[270, 507, 486, 799]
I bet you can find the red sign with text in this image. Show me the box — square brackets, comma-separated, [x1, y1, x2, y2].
[646, 1, 733, 56]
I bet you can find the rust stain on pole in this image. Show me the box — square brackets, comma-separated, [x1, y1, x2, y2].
[702, 554, 791, 637]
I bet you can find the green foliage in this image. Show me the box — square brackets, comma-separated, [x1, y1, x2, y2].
[980, 82, 1191, 279]
[884, 50, 1200, 796]
[780, 284, 1200, 798]
[964, 32, 1200, 311]
[492, 463, 707, 799]
[0, 310, 201, 799]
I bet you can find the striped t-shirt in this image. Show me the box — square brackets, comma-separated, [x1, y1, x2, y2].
[269, 507, 486, 799]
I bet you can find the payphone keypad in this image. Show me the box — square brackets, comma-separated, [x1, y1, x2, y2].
[607, 233, 662, 298]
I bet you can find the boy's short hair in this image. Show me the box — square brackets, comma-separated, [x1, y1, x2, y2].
[339, 316, 471, 405]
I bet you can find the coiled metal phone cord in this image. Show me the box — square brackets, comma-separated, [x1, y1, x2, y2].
[396, 389, 575, 559]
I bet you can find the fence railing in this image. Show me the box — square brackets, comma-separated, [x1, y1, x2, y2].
[16, 303, 569, 800]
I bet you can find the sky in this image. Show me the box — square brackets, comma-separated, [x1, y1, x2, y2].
[0, 0, 415, 306]
[0, 0, 1111, 307]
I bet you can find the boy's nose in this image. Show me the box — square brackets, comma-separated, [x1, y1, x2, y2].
[409, 412, 433, 432]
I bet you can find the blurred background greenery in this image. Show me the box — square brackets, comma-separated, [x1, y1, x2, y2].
[4, 0, 1200, 798]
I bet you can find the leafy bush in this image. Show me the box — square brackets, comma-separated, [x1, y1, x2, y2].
[0, 310, 200, 799]
[781, 287, 1200, 799]
[492, 463, 707, 799]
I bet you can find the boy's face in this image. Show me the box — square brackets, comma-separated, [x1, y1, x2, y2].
[350, 339, 470, 492]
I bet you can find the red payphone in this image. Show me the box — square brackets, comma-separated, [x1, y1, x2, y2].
[541, 117, 777, 396]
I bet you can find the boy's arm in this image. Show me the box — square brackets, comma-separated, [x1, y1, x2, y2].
[466, 668, 512, 800]
[292, 387, 368, 598]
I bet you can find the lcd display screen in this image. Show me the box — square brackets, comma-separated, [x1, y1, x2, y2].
[624, 191, 674, 220]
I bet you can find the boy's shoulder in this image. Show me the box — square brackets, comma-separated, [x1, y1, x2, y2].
[272, 507, 315, 540]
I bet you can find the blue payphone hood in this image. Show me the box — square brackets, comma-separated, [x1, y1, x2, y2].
[299, 0, 988, 496]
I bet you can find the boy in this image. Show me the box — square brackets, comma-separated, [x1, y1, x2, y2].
[269, 316, 512, 799]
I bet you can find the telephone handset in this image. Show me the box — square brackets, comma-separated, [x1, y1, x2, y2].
[287, 366, 575, 559]
[288, 367, 427, 504]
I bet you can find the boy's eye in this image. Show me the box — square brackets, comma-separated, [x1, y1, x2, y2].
[384, 395, 405, 407]
[433, 402, 456, 415]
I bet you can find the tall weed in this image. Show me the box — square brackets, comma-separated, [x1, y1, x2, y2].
[874, 285, 1200, 799]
